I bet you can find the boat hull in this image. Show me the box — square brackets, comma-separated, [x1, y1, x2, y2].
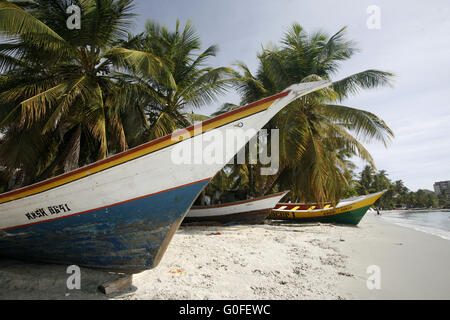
[268, 191, 385, 226]
[0, 179, 209, 273]
[184, 208, 272, 225]
[268, 204, 372, 225]
[184, 191, 288, 225]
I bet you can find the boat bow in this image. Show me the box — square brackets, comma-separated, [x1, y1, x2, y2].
[0, 81, 331, 271]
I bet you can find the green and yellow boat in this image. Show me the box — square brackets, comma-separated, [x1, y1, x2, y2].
[267, 191, 386, 225]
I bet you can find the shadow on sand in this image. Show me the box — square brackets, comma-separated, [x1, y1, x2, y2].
[0, 258, 137, 300]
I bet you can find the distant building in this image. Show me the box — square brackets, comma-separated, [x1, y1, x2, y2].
[434, 180, 450, 201]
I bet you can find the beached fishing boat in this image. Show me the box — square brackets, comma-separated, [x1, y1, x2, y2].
[185, 191, 289, 225]
[268, 191, 386, 225]
[0, 80, 331, 272]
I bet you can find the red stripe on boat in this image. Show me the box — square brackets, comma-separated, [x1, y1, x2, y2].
[0, 90, 290, 201]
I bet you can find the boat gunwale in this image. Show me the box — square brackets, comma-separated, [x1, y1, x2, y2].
[0, 90, 290, 203]
[191, 190, 289, 210]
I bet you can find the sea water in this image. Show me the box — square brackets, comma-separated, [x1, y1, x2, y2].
[380, 210, 450, 240]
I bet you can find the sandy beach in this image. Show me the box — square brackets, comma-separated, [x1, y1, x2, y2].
[0, 212, 449, 300]
[337, 211, 450, 299]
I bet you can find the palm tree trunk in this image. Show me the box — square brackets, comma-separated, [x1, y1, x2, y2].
[37, 125, 81, 181]
[200, 189, 206, 205]
[63, 125, 81, 172]
[261, 168, 284, 195]
[248, 164, 254, 197]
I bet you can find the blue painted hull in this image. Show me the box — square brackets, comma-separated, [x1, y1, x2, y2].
[0, 179, 209, 273]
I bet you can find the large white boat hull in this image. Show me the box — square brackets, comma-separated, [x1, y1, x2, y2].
[0, 81, 330, 272]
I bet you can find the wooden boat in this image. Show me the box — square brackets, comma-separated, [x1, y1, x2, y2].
[0, 80, 331, 272]
[184, 191, 289, 225]
[268, 191, 386, 225]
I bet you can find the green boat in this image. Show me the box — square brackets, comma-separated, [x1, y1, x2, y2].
[267, 191, 386, 225]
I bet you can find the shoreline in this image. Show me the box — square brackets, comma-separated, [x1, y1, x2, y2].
[336, 213, 450, 299]
[377, 209, 450, 241]
[0, 212, 449, 299]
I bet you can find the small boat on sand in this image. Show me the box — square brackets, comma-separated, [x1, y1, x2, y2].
[267, 191, 386, 225]
[184, 191, 289, 225]
[0, 81, 331, 272]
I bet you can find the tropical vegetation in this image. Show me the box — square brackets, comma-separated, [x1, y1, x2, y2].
[0, 0, 404, 208]
[0, 0, 231, 191]
[352, 165, 441, 209]
[205, 24, 394, 205]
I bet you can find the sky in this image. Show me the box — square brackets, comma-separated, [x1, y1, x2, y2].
[130, 0, 450, 191]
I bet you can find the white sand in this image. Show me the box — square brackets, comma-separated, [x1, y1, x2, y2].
[1, 212, 449, 300]
[336, 212, 450, 299]
[123, 223, 348, 300]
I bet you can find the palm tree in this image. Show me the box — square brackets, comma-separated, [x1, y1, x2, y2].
[391, 179, 408, 207]
[357, 165, 376, 194]
[0, 0, 167, 187]
[220, 24, 395, 204]
[121, 20, 234, 142]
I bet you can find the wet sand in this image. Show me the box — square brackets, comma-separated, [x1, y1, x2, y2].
[336, 212, 450, 299]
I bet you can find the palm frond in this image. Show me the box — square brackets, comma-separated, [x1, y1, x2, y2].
[332, 69, 394, 100]
[318, 104, 394, 146]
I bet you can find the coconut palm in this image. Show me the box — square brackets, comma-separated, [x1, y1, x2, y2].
[357, 165, 376, 194]
[220, 24, 395, 204]
[0, 0, 168, 187]
[122, 20, 234, 142]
